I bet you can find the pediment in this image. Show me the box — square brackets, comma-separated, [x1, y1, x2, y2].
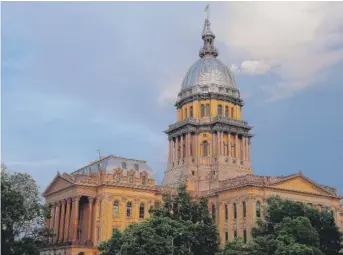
[43, 175, 74, 196]
[269, 176, 331, 196]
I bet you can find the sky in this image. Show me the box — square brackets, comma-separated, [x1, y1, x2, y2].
[2, 2, 343, 194]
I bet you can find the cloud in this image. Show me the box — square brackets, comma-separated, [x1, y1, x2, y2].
[216, 2, 343, 101]
[231, 60, 271, 75]
[158, 83, 180, 105]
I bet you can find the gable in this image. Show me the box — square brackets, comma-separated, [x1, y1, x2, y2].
[270, 177, 330, 196]
[44, 176, 73, 196]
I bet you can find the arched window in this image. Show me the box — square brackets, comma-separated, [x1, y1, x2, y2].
[225, 204, 228, 221]
[256, 201, 261, 218]
[233, 203, 237, 219]
[185, 108, 187, 119]
[139, 203, 145, 219]
[201, 104, 205, 117]
[212, 204, 216, 222]
[231, 108, 234, 118]
[113, 201, 119, 217]
[126, 202, 132, 217]
[218, 105, 223, 116]
[225, 106, 229, 117]
[243, 201, 246, 218]
[116, 173, 121, 182]
[203, 141, 209, 157]
[128, 175, 133, 183]
[190, 106, 193, 117]
[205, 104, 210, 116]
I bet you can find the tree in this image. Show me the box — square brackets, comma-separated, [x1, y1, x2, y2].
[99, 185, 220, 255]
[251, 196, 342, 255]
[1, 163, 52, 255]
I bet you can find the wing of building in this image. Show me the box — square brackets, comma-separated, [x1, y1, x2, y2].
[40, 13, 343, 255]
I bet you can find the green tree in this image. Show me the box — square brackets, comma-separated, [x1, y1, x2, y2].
[99, 185, 220, 255]
[251, 196, 342, 255]
[1, 163, 52, 255]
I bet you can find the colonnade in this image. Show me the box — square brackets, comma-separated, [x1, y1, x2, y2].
[168, 132, 250, 163]
[47, 196, 94, 245]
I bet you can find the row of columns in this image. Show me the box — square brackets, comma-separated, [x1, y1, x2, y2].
[47, 196, 94, 245]
[168, 132, 250, 162]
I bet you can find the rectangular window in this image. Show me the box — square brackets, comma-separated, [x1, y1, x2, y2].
[234, 230, 237, 238]
[142, 176, 146, 185]
[243, 229, 247, 243]
[134, 163, 139, 171]
[121, 162, 127, 169]
[225, 232, 229, 242]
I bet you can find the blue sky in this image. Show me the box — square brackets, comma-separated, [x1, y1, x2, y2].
[2, 2, 343, 193]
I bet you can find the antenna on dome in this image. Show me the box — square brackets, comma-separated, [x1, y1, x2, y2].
[97, 149, 101, 160]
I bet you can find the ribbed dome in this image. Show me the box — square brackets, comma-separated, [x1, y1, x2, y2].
[181, 57, 236, 91]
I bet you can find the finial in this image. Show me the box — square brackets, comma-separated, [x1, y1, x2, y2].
[199, 4, 218, 58]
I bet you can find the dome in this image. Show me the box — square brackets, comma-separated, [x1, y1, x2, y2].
[181, 57, 236, 91]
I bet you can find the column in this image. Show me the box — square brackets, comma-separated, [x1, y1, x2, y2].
[54, 202, 61, 243]
[235, 134, 238, 158]
[220, 132, 224, 155]
[71, 196, 80, 243]
[64, 198, 71, 242]
[175, 137, 179, 161]
[93, 197, 100, 246]
[58, 200, 66, 243]
[242, 137, 246, 161]
[87, 197, 94, 242]
[227, 133, 231, 157]
[180, 135, 184, 159]
[49, 205, 55, 243]
[217, 131, 221, 156]
[187, 133, 191, 157]
[212, 132, 215, 157]
[247, 138, 251, 160]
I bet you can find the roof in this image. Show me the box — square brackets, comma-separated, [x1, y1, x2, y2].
[71, 155, 155, 178]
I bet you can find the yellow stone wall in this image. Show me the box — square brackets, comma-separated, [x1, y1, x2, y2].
[177, 100, 241, 121]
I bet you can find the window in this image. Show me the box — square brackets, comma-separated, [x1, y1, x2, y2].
[233, 203, 237, 219]
[116, 173, 121, 182]
[185, 108, 187, 119]
[201, 104, 205, 117]
[134, 163, 139, 171]
[139, 203, 145, 219]
[142, 176, 146, 185]
[128, 175, 133, 183]
[113, 201, 119, 217]
[203, 141, 209, 157]
[121, 162, 127, 169]
[234, 229, 237, 238]
[243, 201, 246, 218]
[256, 201, 261, 218]
[225, 106, 229, 117]
[225, 232, 229, 242]
[218, 105, 223, 116]
[231, 108, 234, 118]
[205, 104, 210, 116]
[212, 204, 216, 222]
[225, 204, 228, 221]
[243, 229, 247, 243]
[126, 202, 132, 217]
[190, 106, 193, 117]
[149, 205, 153, 215]
[192, 171, 195, 176]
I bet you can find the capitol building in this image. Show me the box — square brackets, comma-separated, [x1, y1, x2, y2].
[40, 15, 343, 255]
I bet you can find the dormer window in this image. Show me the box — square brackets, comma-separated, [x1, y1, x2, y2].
[121, 162, 127, 169]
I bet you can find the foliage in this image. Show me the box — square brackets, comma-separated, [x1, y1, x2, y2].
[99, 185, 220, 255]
[221, 196, 342, 255]
[1, 163, 52, 255]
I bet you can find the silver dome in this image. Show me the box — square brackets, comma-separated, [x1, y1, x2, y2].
[181, 57, 236, 90]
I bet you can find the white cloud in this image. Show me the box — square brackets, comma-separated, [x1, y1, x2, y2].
[216, 2, 343, 101]
[231, 60, 271, 75]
